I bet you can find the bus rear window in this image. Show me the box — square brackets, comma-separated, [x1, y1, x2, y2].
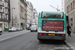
[41, 12, 63, 18]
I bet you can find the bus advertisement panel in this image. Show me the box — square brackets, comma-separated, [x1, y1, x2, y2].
[42, 20, 64, 31]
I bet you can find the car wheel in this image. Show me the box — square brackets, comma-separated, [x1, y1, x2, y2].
[0, 34, 2, 35]
[31, 30, 32, 32]
[36, 30, 37, 32]
[0, 32, 2, 35]
[8, 31, 10, 32]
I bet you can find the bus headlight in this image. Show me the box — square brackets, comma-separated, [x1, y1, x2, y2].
[38, 28, 41, 31]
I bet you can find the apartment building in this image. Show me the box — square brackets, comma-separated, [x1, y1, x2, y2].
[35, 12, 38, 25]
[65, 0, 75, 32]
[26, 1, 33, 27]
[9, 0, 27, 29]
[29, 2, 33, 25]
[32, 9, 38, 25]
[0, 0, 9, 31]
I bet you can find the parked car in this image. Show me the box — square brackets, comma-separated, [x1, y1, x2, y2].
[30, 25, 37, 32]
[21, 28, 23, 31]
[16, 27, 21, 31]
[8, 27, 16, 32]
[0, 27, 2, 35]
[28, 27, 31, 30]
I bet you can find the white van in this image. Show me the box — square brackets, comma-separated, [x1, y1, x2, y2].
[30, 25, 37, 32]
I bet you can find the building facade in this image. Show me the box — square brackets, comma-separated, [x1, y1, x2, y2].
[26, 1, 33, 27]
[0, 0, 9, 31]
[32, 9, 38, 25]
[9, 0, 27, 29]
[35, 12, 38, 25]
[65, 0, 75, 33]
[29, 2, 33, 25]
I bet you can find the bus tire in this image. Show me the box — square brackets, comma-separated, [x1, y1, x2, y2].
[38, 39, 43, 42]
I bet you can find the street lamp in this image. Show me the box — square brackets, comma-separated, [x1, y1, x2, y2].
[12, 8, 15, 27]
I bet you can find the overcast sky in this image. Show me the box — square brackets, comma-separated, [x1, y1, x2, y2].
[26, 0, 63, 12]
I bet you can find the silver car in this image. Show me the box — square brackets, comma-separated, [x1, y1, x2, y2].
[8, 27, 16, 32]
[0, 27, 2, 35]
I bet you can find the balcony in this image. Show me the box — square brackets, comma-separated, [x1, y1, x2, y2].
[5, 5, 8, 8]
[5, 11, 8, 14]
[0, 2, 4, 6]
[5, 0, 8, 2]
[0, 9, 3, 13]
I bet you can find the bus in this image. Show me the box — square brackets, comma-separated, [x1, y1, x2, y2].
[37, 11, 66, 41]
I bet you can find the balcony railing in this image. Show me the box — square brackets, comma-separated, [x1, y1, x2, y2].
[5, 5, 8, 8]
[5, 0, 8, 2]
[0, 2, 4, 6]
[0, 9, 3, 13]
[4, 3, 8, 8]
[5, 11, 8, 14]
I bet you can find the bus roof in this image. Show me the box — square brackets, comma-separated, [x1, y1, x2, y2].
[42, 11, 63, 13]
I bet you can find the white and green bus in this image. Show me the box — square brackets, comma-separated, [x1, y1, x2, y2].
[37, 11, 66, 41]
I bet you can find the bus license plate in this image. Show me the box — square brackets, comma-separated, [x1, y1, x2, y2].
[48, 34, 55, 36]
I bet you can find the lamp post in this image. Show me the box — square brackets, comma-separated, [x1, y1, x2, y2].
[12, 8, 15, 27]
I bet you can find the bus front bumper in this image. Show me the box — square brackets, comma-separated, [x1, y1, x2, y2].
[37, 33, 66, 41]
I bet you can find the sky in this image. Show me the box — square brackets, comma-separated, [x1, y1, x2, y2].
[26, 0, 63, 13]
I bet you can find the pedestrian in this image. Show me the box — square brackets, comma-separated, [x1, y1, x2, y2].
[67, 24, 71, 36]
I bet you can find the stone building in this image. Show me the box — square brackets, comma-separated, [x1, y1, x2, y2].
[26, 1, 33, 27]
[9, 0, 27, 29]
[0, 0, 9, 31]
[64, 0, 75, 33]
[33, 9, 38, 25]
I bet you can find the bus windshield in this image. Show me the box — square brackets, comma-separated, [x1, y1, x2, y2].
[41, 12, 63, 18]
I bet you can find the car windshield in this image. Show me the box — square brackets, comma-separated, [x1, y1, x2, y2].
[9, 27, 12, 29]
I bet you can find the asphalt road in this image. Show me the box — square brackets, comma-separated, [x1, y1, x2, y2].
[0, 32, 70, 50]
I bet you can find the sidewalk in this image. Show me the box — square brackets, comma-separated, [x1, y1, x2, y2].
[66, 33, 75, 50]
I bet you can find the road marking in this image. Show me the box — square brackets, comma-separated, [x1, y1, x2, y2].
[65, 41, 74, 50]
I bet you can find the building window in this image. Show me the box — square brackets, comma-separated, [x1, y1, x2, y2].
[6, 15, 8, 20]
[3, 8, 4, 12]
[71, 3, 72, 10]
[20, 6, 24, 12]
[0, 14, 1, 19]
[2, 15, 5, 19]
[74, 1, 75, 9]
[72, 2, 73, 10]
[67, 7, 68, 13]
[73, 1, 74, 9]
[33, 12, 35, 19]
[0, 0, 2, 1]
[71, 18, 73, 26]
[5, 15, 6, 19]
[0, 7, 2, 10]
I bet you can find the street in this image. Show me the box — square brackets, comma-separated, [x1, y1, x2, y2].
[0, 31, 71, 50]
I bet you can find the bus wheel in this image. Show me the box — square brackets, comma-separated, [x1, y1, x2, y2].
[38, 39, 43, 42]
